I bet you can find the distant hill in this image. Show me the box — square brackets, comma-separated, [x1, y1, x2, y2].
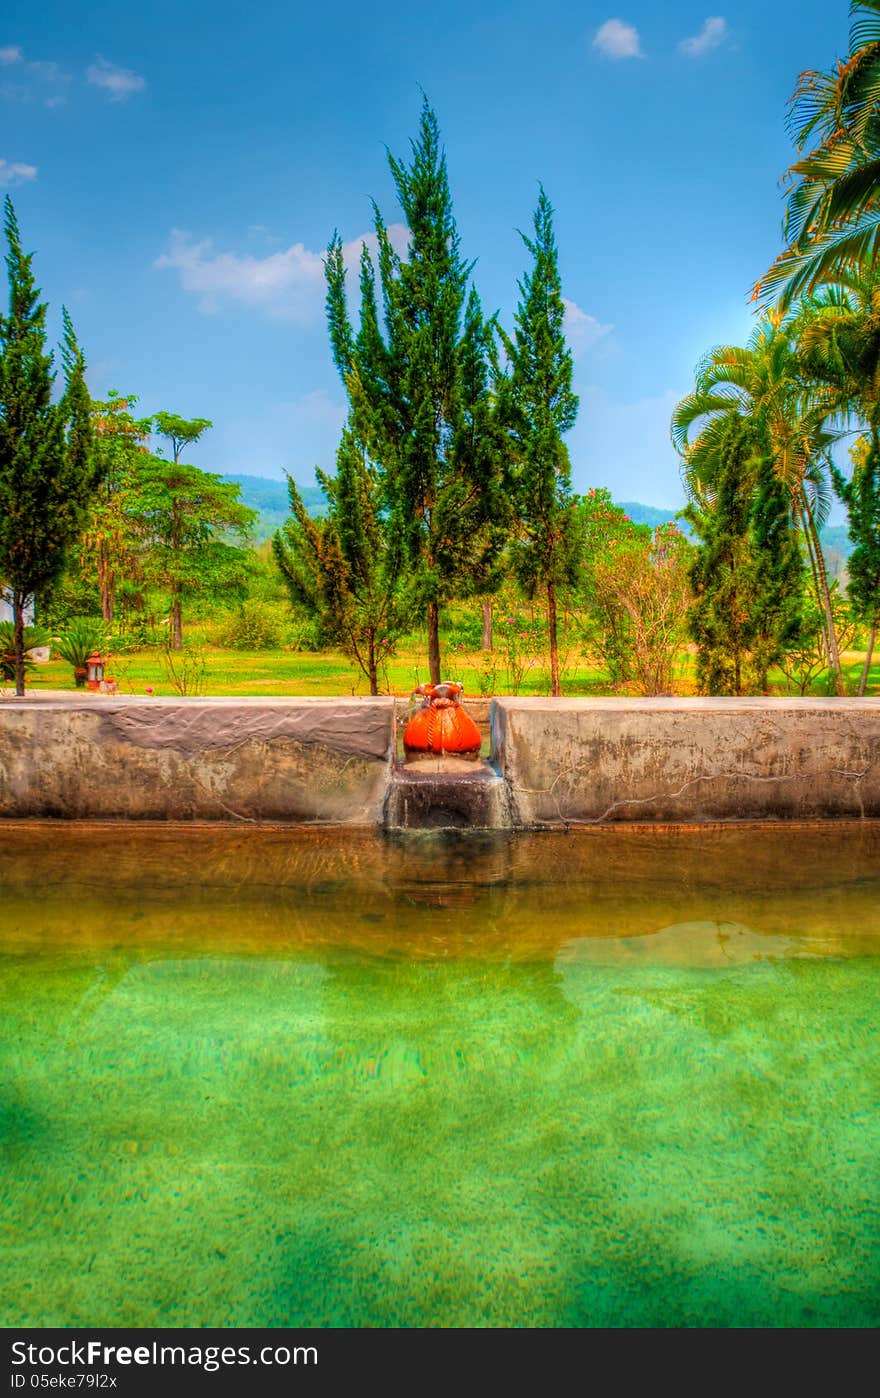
[617, 501, 691, 534]
[224, 474, 854, 561]
[619, 501, 852, 560]
[222, 474, 326, 543]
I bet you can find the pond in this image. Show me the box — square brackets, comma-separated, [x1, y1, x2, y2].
[1, 822, 878, 1328]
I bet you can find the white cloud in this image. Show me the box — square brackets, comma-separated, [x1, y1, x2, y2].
[678, 17, 728, 58]
[563, 298, 613, 354]
[592, 19, 643, 60]
[0, 158, 37, 185]
[155, 223, 410, 320]
[155, 232, 325, 320]
[340, 223, 410, 271]
[0, 47, 69, 105]
[86, 57, 146, 100]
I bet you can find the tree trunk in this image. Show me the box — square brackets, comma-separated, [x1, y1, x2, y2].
[98, 540, 114, 624]
[547, 580, 560, 697]
[481, 598, 493, 651]
[13, 589, 25, 698]
[427, 601, 441, 684]
[170, 497, 183, 650]
[368, 635, 379, 696]
[858, 619, 876, 697]
[801, 495, 844, 695]
[802, 525, 830, 668]
[171, 591, 183, 651]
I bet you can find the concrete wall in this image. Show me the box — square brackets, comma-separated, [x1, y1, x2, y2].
[492, 697, 880, 825]
[2, 693, 879, 826]
[0, 696, 396, 823]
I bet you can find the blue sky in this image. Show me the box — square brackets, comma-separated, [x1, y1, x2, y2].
[1, 1, 848, 510]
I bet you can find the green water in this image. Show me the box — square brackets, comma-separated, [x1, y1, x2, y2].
[1, 823, 878, 1328]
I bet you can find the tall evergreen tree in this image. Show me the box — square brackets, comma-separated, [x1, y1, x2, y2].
[0, 197, 96, 695]
[325, 101, 506, 683]
[832, 434, 880, 694]
[274, 423, 410, 694]
[750, 454, 805, 690]
[497, 187, 580, 696]
[686, 418, 804, 694]
[672, 317, 843, 692]
[686, 420, 758, 695]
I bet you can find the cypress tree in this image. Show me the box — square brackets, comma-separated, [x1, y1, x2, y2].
[497, 187, 580, 696]
[325, 101, 506, 683]
[832, 434, 880, 694]
[749, 453, 804, 691]
[686, 417, 804, 694]
[273, 422, 410, 694]
[686, 419, 759, 695]
[0, 197, 96, 695]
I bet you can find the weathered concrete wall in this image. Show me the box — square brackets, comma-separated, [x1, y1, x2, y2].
[0, 696, 395, 823]
[492, 697, 880, 825]
[3, 693, 879, 826]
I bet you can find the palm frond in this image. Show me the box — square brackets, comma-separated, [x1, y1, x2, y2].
[755, 213, 880, 309]
[850, 1, 880, 55]
[785, 65, 846, 150]
[671, 391, 748, 453]
[759, 8, 880, 311]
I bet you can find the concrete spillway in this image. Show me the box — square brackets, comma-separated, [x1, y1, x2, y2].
[384, 757, 512, 831]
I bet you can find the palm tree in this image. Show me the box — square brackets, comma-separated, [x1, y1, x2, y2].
[756, 2, 880, 309]
[796, 265, 880, 424]
[671, 316, 845, 691]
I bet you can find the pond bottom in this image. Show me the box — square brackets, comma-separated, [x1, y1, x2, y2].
[1, 823, 878, 1327]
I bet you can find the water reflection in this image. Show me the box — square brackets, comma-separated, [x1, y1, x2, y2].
[2, 822, 880, 960]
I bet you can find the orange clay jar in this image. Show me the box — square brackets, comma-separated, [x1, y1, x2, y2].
[403, 682, 482, 760]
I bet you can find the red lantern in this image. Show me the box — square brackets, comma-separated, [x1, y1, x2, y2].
[403, 681, 481, 760]
[85, 652, 105, 691]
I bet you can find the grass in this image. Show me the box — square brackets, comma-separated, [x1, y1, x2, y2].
[23, 645, 608, 698]
[17, 642, 879, 698]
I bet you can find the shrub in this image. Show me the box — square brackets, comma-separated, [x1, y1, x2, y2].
[0, 621, 51, 684]
[161, 643, 207, 696]
[216, 600, 285, 650]
[53, 619, 109, 683]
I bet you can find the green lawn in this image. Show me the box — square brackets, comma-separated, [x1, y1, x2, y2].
[18, 643, 879, 698]
[24, 645, 609, 698]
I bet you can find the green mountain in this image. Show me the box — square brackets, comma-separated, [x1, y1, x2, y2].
[225, 475, 854, 561]
[617, 501, 691, 534]
[619, 500, 851, 560]
[222, 474, 326, 543]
